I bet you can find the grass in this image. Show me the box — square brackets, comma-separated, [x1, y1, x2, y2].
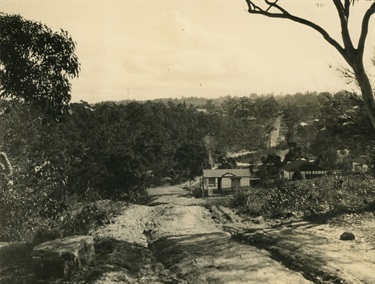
[0, 242, 35, 283]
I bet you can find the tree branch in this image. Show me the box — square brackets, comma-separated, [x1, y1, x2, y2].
[332, 0, 355, 53]
[344, 0, 350, 18]
[245, 0, 347, 58]
[357, 2, 375, 57]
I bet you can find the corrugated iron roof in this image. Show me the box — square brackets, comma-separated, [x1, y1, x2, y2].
[282, 160, 326, 172]
[203, 169, 251, 178]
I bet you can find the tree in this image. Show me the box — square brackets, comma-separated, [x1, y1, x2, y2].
[284, 143, 303, 163]
[174, 143, 209, 182]
[244, 1, 375, 128]
[259, 153, 284, 180]
[0, 13, 80, 117]
[218, 156, 237, 169]
[309, 92, 373, 169]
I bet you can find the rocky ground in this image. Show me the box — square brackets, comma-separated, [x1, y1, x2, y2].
[1, 184, 375, 283]
[77, 185, 375, 283]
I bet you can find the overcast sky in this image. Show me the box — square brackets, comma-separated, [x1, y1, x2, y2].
[1, 0, 374, 103]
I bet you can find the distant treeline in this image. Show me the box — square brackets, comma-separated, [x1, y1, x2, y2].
[0, 91, 372, 202]
[116, 91, 321, 108]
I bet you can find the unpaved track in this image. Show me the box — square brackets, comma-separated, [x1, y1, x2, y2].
[92, 185, 310, 283]
[92, 185, 375, 283]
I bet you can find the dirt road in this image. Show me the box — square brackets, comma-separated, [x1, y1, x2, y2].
[90, 185, 375, 284]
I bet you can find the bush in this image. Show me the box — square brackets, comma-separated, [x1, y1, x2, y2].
[0, 189, 39, 241]
[32, 227, 61, 245]
[231, 188, 266, 216]
[58, 203, 109, 236]
[232, 175, 375, 218]
[0, 180, 125, 242]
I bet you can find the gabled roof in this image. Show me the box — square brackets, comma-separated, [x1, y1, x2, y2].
[351, 157, 367, 165]
[203, 169, 251, 178]
[283, 160, 326, 172]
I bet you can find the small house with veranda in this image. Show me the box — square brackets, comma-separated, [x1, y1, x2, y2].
[202, 169, 252, 194]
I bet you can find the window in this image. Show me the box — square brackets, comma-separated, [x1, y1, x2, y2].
[208, 178, 216, 187]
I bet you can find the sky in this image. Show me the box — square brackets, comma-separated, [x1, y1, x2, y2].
[1, 0, 374, 103]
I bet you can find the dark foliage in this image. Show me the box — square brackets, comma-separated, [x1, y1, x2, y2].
[0, 13, 80, 118]
[1, 90, 375, 243]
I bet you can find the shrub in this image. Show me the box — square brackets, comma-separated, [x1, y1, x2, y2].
[0, 180, 125, 242]
[32, 227, 61, 245]
[0, 188, 39, 241]
[231, 187, 266, 216]
[232, 175, 375, 218]
[55, 199, 125, 237]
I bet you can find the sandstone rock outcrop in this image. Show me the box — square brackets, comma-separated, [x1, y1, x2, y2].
[32, 235, 95, 280]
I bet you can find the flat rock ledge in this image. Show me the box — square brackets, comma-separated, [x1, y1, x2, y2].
[32, 235, 95, 280]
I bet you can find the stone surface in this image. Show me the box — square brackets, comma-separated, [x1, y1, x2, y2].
[32, 235, 95, 279]
[340, 231, 355, 241]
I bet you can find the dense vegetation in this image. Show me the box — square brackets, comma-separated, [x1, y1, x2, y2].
[0, 100, 211, 241]
[1, 90, 374, 242]
[232, 175, 375, 219]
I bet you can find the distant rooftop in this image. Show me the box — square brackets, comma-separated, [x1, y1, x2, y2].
[203, 169, 251, 178]
[283, 160, 326, 172]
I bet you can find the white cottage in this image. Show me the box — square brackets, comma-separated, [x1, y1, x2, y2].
[202, 169, 252, 195]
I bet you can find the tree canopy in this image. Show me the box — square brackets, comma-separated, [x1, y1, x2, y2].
[0, 13, 80, 117]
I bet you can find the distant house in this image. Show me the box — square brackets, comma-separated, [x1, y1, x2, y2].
[282, 160, 327, 180]
[195, 108, 208, 114]
[202, 169, 252, 195]
[236, 162, 251, 169]
[351, 158, 369, 173]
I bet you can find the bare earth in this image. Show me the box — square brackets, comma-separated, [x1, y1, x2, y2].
[90, 185, 375, 284]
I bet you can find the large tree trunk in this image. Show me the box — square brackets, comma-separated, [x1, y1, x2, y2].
[352, 59, 375, 129]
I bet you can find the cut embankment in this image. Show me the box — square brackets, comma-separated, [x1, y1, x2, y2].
[230, 217, 375, 284]
[90, 202, 311, 283]
[90, 189, 375, 284]
[82, 193, 375, 284]
[145, 204, 310, 283]
[150, 232, 311, 284]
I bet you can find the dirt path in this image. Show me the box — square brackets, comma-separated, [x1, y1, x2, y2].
[90, 186, 309, 283]
[230, 216, 375, 284]
[89, 185, 375, 283]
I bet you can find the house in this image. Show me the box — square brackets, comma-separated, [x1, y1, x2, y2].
[351, 158, 369, 173]
[202, 169, 252, 195]
[236, 161, 251, 169]
[282, 160, 327, 180]
[195, 108, 208, 114]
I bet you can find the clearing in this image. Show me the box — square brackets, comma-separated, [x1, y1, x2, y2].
[81, 184, 375, 284]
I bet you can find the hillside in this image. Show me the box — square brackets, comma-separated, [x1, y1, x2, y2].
[71, 186, 375, 282]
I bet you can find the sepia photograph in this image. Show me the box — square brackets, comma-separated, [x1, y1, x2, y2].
[0, 0, 375, 283]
